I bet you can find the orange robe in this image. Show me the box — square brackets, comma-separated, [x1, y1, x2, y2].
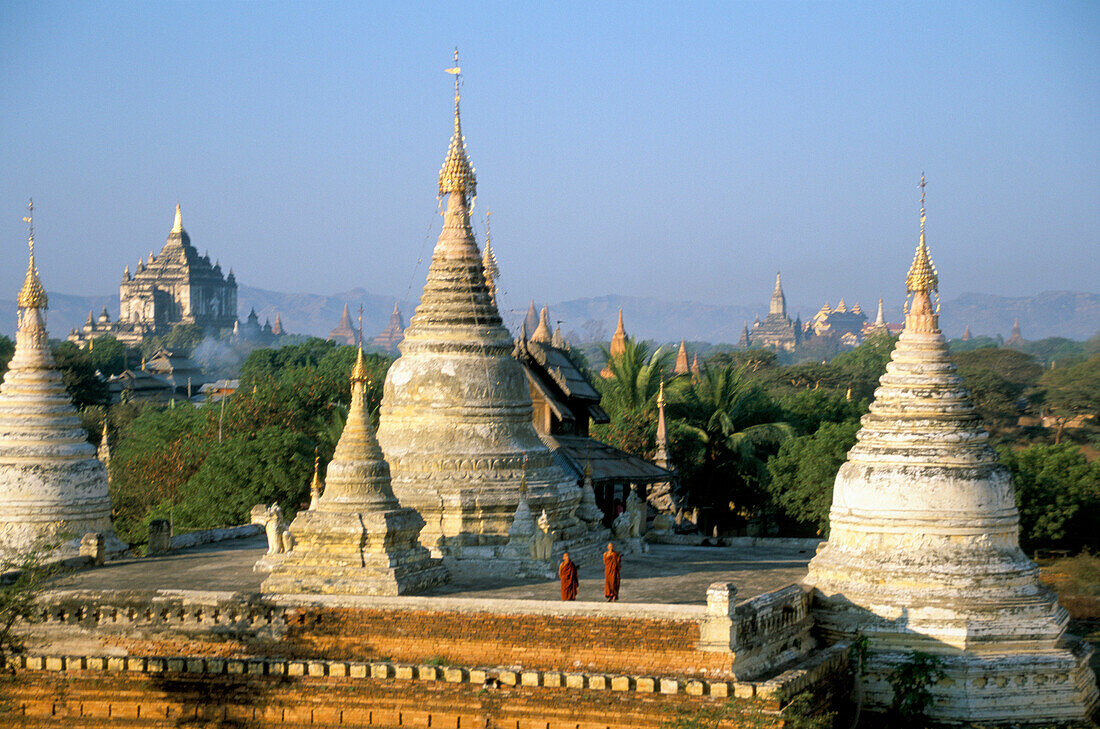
[559, 560, 579, 601]
[603, 550, 622, 601]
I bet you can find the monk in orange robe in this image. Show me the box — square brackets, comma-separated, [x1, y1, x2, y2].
[559, 552, 578, 601]
[603, 542, 622, 601]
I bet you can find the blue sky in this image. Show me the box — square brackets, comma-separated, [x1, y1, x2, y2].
[1, 1, 1097, 320]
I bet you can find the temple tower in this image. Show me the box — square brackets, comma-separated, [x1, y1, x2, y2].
[0, 203, 124, 560]
[263, 346, 448, 595]
[673, 340, 689, 375]
[377, 55, 593, 568]
[768, 271, 786, 317]
[803, 179, 1097, 723]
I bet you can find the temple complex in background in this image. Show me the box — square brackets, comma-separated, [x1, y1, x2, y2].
[370, 303, 405, 352]
[68, 205, 237, 347]
[809, 298, 867, 344]
[739, 272, 802, 351]
[859, 297, 900, 338]
[327, 303, 358, 345]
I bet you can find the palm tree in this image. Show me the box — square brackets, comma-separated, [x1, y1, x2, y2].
[677, 364, 793, 531]
[597, 337, 675, 415]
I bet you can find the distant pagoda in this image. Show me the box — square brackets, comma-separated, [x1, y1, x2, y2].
[0, 203, 124, 560]
[742, 273, 801, 351]
[376, 55, 596, 568]
[673, 339, 690, 375]
[600, 308, 628, 378]
[328, 303, 357, 345]
[370, 303, 405, 352]
[803, 179, 1098, 722]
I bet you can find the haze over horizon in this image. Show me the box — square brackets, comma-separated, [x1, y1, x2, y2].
[1, 2, 1097, 315]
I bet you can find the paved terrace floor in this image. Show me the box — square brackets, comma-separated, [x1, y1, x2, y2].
[52, 536, 814, 605]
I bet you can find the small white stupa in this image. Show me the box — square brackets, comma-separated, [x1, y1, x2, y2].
[803, 180, 1097, 723]
[262, 345, 448, 595]
[0, 202, 124, 561]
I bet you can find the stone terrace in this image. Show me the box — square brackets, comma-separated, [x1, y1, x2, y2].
[52, 536, 814, 604]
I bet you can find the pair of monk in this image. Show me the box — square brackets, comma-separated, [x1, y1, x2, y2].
[558, 543, 621, 601]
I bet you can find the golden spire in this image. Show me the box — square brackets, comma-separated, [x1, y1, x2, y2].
[906, 174, 939, 295]
[18, 199, 48, 310]
[482, 210, 500, 307]
[309, 451, 324, 508]
[171, 203, 183, 234]
[438, 48, 477, 201]
[350, 306, 369, 383]
[657, 379, 666, 409]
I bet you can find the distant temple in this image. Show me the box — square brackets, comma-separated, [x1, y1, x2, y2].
[809, 297, 868, 344]
[600, 308, 628, 378]
[739, 273, 802, 351]
[70, 205, 237, 347]
[1006, 318, 1025, 346]
[673, 340, 690, 374]
[859, 297, 899, 338]
[327, 303, 358, 345]
[371, 303, 405, 352]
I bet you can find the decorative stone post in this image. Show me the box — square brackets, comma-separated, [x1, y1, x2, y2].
[698, 582, 738, 652]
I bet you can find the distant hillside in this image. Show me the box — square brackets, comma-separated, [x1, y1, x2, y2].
[2, 288, 1095, 345]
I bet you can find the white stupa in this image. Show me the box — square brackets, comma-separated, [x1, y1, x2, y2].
[0, 203, 124, 561]
[803, 180, 1097, 723]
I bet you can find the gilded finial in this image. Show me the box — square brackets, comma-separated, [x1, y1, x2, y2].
[357, 304, 364, 346]
[657, 379, 666, 408]
[18, 199, 48, 310]
[171, 203, 183, 234]
[906, 173, 939, 295]
[439, 48, 477, 201]
[350, 343, 369, 383]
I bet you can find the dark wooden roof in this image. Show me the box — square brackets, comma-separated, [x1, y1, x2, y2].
[541, 434, 675, 485]
[515, 337, 609, 423]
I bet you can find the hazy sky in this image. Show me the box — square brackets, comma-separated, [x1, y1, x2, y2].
[1, 1, 1097, 320]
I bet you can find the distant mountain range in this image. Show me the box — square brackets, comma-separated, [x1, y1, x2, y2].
[2, 288, 1096, 344]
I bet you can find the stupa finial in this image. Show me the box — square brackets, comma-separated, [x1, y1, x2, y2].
[906, 173, 939, 296]
[172, 203, 183, 234]
[351, 306, 369, 383]
[439, 48, 476, 202]
[18, 199, 48, 310]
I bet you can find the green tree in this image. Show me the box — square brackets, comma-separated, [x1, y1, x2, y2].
[50, 341, 108, 408]
[766, 420, 861, 535]
[87, 336, 128, 377]
[169, 427, 314, 532]
[0, 335, 14, 376]
[595, 337, 673, 414]
[1038, 354, 1100, 443]
[998, 443, 1100, 552]
[675, 365, 791, 528]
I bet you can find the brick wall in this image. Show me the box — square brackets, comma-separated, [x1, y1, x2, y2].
[1, 670, 787, 729]
[281, 606, 732, 677]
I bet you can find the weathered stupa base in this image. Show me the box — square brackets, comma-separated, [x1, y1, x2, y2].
[261, 510, 448, 596]
[857, 645, 1098, 726]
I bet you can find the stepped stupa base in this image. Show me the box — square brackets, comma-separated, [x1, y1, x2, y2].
[261, 510, 449, 596]
[856, 643, 1098, 725]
